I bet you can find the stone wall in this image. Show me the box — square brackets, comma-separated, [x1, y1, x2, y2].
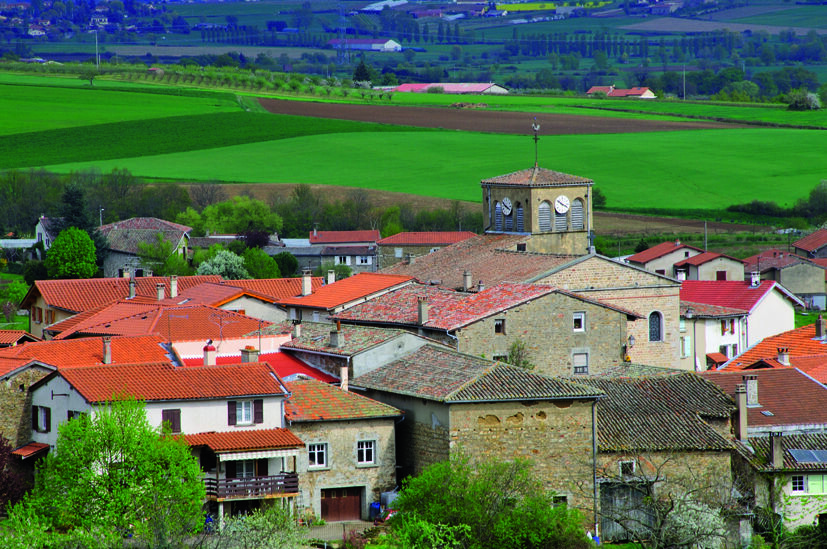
[291, 418, 397, 519]
[0, 367, 52, 447]
[379, 245, 446, 271]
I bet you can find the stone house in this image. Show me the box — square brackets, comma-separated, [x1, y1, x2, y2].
[793, 229, 827, 259]
[376, 231, 476, 270]
[334, 282, 640, 377]
[743, 249, 827, 310]
[98, 217, 192, 278]
[284, 379, 402, 521]
[673, 252, 745, 282]
[626, 240, 704, 275]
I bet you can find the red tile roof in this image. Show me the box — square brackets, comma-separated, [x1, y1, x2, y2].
[381, 233, 576, 290]
[11, 442, 49, 459]
[221, 278, 323, 300]
[627, 240, 703, 265]
[681, 301, 747, 318]
[724, 324, 827, 373]
[21, 276, 222, 313]
[706, 352, 729, 364]
[285, 379, 402, 421]
[0, 334, 170, 368]
[480, 166, 592, 187]
[309, 230, 380, 245]
[793, 229, 827, 253]
[277, 273, 413, 310]
[185, 428, 304, 452]
[278, 322, 409, 357]
[680, 280, 782, 313]
[181, 351, 337, 383]
[0, 330, 38, 345]
[58, 361, 289, 403]
[701, 368, 827, 430]
[377, 232, 477, 246]
[743, 249, 823, 273]
[674, 251, 744, 267]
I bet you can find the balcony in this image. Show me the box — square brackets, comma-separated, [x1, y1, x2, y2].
[204, 473, 299, 501]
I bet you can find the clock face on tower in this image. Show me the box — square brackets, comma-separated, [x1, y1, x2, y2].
[501, 197, 513, 216]
[554, 195, 570, 214]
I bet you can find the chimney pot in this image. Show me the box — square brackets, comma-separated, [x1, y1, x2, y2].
[156, 283, 165, 301]
[329, 330, 340, 349]
[777, 347, 790, 366]
[169, 275, 178, 298]
[327, 269, 336, 285]
[407, 254, 415, 265]
[463, 271, 472, 292]
[750, 271, 760, 287]
[478, 280, 485, 292]
[743, 374, 759, 406]
[203, 342, 216, 366]
[293, 322, 302, 339]
[817, 315, 825, 339]
[102, 336, 112, 364]
[241, 346, 260, 363]
[301, 269, 312, 296]
[128, 278, 136, 299]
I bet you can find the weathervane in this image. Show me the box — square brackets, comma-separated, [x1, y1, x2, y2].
[531, 118, 540, 168]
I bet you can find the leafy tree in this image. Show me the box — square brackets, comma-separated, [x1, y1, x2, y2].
[592, 187, 607, 209]
[78, 67, 98, 86]
[5, 397, 205, 547]
[196, 249, 249, 279]
[313, 261, 350, 281]
[274, 251, 298, 278]
[786, 88, 821, 110]
[392, 454, 592, 549]
[45, 227, 97, 279]
[202, 195, 282, 235]
[137, 233, 194, 276]
[202, 502, 306, 549]
[23, 260, 47, 286]
[506, 338, 534, 370]
[1, 279, 28, 315]
[634, 238, 650, 254]
[243, 247, 281, 279]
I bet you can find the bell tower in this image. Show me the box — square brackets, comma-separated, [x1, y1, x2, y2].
[480, 166, 593, 254]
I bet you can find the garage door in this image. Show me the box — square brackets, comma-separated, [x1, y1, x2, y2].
[321, 487, 362, 521]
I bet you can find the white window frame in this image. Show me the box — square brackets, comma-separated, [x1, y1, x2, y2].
[236, 400, 253, 425]
[308, 443, 328, 469]
[357, 255, 371, 265]
[573, 312, 586, 332]
[394, 247, 403, 258]
[357, 440, 376, 465]
[237, 459, 256, 478]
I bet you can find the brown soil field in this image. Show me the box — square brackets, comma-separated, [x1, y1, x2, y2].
[257, 98, 739, 135]
[622, 16, 827, 36]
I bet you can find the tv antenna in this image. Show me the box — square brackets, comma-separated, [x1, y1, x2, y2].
[532, 118, 540, 168]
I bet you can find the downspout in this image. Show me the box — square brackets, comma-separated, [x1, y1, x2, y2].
[485, 186, 492, 232]
[592, 398, 599, 541]
[445, 329, 459, 349]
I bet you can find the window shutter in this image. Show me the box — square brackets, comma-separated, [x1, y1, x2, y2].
[253, 399, 263, 424]
[571, 199, 584, 230]
[515, 205, 524, 232]
[172, 410, 181, 434]
[225, 461, 237, 479]
[32, 405, 38, 431]
[504, 212, 513, 231]
[228, 401, 237, 426]
[44, 407, 51, 433]
[538, 202, 551, 232]
[554, 210, 567, 231]
[257, 458, 268, 477]
[494, 203, 503, 231]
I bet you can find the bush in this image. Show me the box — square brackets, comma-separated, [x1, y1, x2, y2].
[786, 89, 821, 110]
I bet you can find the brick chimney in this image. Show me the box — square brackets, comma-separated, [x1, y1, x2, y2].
[327, 269, 336, 285]
[417, 297, 429, 325]
[102, 336, 112, 365]
[301, 269, 312, 296]
[770, 432, 784, 469]
[203, 341, 216, 366]
[169, 275, 178, 298]
[156, 283, 165, 301]
[735, 384, 748, 442]
[241, 346, 260, 363]
[777, 347, 790, 366]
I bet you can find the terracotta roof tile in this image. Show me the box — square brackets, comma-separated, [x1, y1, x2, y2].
[627, 241, 703, 265]
[793, 229, 827, 253]
[742, 249, 818, 273]
[59, 361, 289, 403]
[185, 428, 304, 452]
[674, 251, 744, 267]
[355, 344, 603, 402]
[0, 334, 170, 368]
[11, 442, 49, 459]
[0, 330, 38, 345]
[724, 325, 827, 374]
[221, 278, 323, 300]
[181, 351, 338, 383]
[480, 166, 592, 187]
[701, 369, 827, 430]
[680, 280, 782, 312]
[276, 322, 408, 357]
[746, 433, 827, 471]
[277, 273, 413, 310]
[580, 373, 734, 452]
[381, 234, 577, 290]
[99, 217, 191, 255]
[309, 230, 380, 245]
[285, 379, 402, 421]
[377, 232, 477, 246]
[681, 301, 747, 318]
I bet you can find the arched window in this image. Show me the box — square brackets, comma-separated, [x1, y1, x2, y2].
[649, 312, 663, 342]
[554, 208, 567, 232]
[571, 198, 585, 230]
[538, 201, 551, 232]
[494, 202, 503, 231]
[515, 203, 524, 232]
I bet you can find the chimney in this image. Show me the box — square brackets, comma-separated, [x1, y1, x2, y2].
[463, 271, 472, 292]
[406, 254, 415, 265]
[241, 345, 260, 363]
[156, 283, 165, 301]
[102, 336, 112, 365]
[478, 280, 485, 292]
[735, 384, 748, 442]
[750, 271, 760, 288]
[203, 341, 216, 366]
[770, 432, 784, 469]
[128, 277, 136, 299]
[293, 322, 302, 339]
[417, 297, 429, 325]
[313, 227, 317, 237]
[329, 330, 340, 349]
[743, 374, 759, 406]
[327, 269, 336, 285]
[169, 275, 178, 298]
[817, 315, 826, 339]
[301, 269, 312, 296]
[777, 347, 790, 366]
[675, 239, 680, 247]
[340, 365, 349, 392]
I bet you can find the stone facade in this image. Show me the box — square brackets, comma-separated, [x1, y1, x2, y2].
[538, 256, 682, 369]
[0, 366, 52, 446]
[290, 418, 397, 520]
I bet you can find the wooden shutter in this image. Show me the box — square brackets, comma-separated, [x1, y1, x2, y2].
[494, 203, 503, 231]
[571, 199, 584, 230]
[32, 405, 38, 432]
[162, 409, 181, 433]
[538, 202, 551, 232]
[504, 212, 513, 231]
[253, 399, 264, 424]
[227, 401, 237, 426]
[257, 458, 268, 477]
[555, 209, 567, 231]
[225, 461, 237, 479]
[44, 407, 50, 433]
[516, 204, 524, 232]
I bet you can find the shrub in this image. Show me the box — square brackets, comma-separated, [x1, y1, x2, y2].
[786, 89, 821, 110]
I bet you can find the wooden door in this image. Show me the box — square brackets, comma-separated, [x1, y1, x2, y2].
[321, 487, 362, 521]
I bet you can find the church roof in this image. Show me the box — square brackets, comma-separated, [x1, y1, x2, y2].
[480, 166, 592, 188]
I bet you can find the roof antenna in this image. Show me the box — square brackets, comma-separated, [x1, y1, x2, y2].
[532, 118, 540, 168]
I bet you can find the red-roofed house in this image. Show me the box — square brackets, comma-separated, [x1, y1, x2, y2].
[285, 379, 402, 521]
[793, 229, 827, 258]
[30, 361, 303, 521]
[0, 330, 38, 348]
[626, 240, 704, 275]
[376, 231, 477, 269]
[672, 251, 745, 282]
[392, 82, 508, 94]
[309, 230, 379, 247]
[681, 279, 804, 352]
[586, 85, 657, 98]
[743, 249, 827, 310]
[99, 217, 192, 278]
[334, 282, 641, 377]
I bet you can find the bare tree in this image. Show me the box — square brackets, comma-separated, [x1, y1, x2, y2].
[190, 182, 228, 211]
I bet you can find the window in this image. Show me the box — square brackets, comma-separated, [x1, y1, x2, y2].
[680, 336, 691, 358]
[312, 311, 320, 322]
[719, 345, 729, 358]
[67, 410, 83, 421]
[494, 202, 503, 231]
[515, 203, 524, 232]
[554, 208, 567, 232]
[358, 256, 371, 265]
[552, 495, 568, 506]
[620, 461, 636, 476]
[494, 319, 506, 335]
[357, 440, 376, 465]
[792, 475, 805, 493]
[538, 201, 551, 232]
[679, 318, 686, 332]
[429, 247, 440, 253]
[721, 320, 729, 335]
[227, 399, 263, 426]
[309, 443, 328, 469]
[32, 405, 50, 433]
[649, 312, 663, 342]
[516, 243, 527, 252]
[716, 270, 727, 281]
[571, 198, 584, 230]
[573, 352, 589, 375]
[504, 210, 513, 231]
[337, 255, 350, 265]
[492, 354, 508, 362]
[684, 251, 690, 258]
[573, 312, 586, 332]
[236, 459, 256, 478]
[655, 269, 665, 275]
[162, 409, 181, 434]
[808, 474, 825, 494]
[394, 247, 403, 258]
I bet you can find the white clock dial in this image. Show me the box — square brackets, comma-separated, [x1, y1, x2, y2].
[501, 197, 513, 216]
[554, 195, 570, 214]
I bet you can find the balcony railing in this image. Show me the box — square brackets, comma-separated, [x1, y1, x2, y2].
[204, 473, 299, 501]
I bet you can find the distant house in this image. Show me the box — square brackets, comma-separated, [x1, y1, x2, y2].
[376, 231, 477, 269]
[743, 249, 827, 309]
[327, 38, 402, 52]
[0, 330, 38, 348]
[98, 217, 192, 278]
[34, 216, 62, 251]
[793, 229, 827, 258]
[626, 240, 704, 275]
[393, 83, 509, 95]
[586, 86, 657, 99]
[673, 251, 745, 282]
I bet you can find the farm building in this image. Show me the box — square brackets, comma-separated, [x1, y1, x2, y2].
[327, 39, 402, 52]
[586, 86, 657, 99]
[392, 83, 508, 94]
